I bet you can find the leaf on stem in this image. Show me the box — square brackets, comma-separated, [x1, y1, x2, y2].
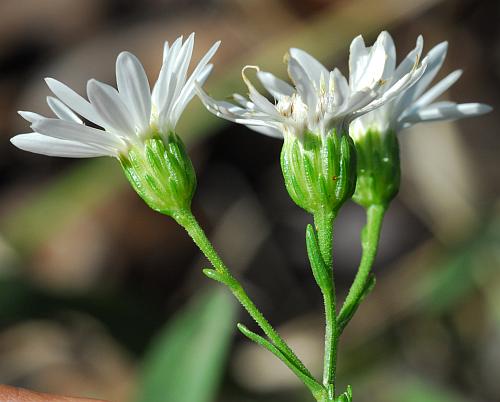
[305, 224, 332, 293]
[203, 268, 231, 286]
[236, 323, 324, 397]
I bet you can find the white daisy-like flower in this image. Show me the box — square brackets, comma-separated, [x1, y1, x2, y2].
[350, 36, 492, 139]
[11, 33, 220, 158]
[196, 31, 426, 139]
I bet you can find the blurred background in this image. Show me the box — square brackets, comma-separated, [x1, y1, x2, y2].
[0, 0, 499, 401]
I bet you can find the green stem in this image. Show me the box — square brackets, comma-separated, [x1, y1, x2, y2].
[338, 204, 385, 330]
[173, 209, 312, 379]
[313, 208, 337, 398]
[313, 208, 334, 268]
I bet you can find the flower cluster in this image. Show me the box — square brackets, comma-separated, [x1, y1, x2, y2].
[348, 37, 492, 207]
[11, 30, 491, 214]
[12, 34, 219, 216]
[13, 34, 219, 158]
[9, 28, 493, 402]
[197, 32, 427, 139]
[197, 31, 491, 211]
[349, 40, 491, 138]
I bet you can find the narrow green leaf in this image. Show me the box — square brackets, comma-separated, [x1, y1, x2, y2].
[135, 288, 237, 402]
[202, 268, 231, 286]
[237, 323, 324, 397]
[305, 224, 332, 292]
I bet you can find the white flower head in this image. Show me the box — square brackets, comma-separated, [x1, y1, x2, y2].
[11, 33, 220, 158]
[350, 34, 492, 139]
[196, 31, 426, 140]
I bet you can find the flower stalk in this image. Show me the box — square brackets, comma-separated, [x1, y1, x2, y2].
[173, 209, 324, 398]
[338, 204, 385, 332]
[312, 209, 337, 395]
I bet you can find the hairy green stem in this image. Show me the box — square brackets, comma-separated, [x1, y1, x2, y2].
[338, 204, 385, 330]
[313, 208, 337, 398]
[313, 208, 334, 268]
[173, 210, 312, 379]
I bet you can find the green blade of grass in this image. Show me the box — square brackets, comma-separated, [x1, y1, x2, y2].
[135, 288, 237, 402]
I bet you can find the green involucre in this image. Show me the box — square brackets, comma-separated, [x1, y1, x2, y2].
[119, 133, 196, 216]
[352, 129, 400, 208]
[280, 130, 357, 215]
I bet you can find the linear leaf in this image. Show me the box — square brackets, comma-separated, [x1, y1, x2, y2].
[237, 323, 324, 397]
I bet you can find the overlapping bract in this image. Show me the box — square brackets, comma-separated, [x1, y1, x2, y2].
[197, 31, 427, 139]
[11, 34, 220, 158]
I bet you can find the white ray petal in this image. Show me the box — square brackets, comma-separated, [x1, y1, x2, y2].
[234, 117, 283, 127]
[11, 133, 111, 157]
[405, 41, 448, 103]
[379, 31, 396, 79]
[257, 71, 294, 99]
[233, 94, 256, 110]
[195, 85, 230, 110]
[245, 124, 283, 138]
[411, 69, 462, 109]
[152, 36, 183, 109]
[32, 118, 125, 150]
[392, 35, 423, 83]
[170, 40, 220, 125]
[289, 48, 329, 89]
[355, 35, 388, 90]
[45, 78, 104, 127]
[168, 37, 184, 67]
[400, 102, 492, 126]
[18, 111, 45, 124]
[158, 72, 178, 129]
[47, 96, 82, 123]
[162, 41, 170, 62]
[195, 85, 246, 121]
[183, 40, 220, 89]
[349, 35, 369, 88]
[116, 51, 151, 132]
[196, 85, 279, 125]
[168, 36, 185, 67]
[87, 79, 136, 137]
[171, 33, 195, 95]
[158, 35, 196, 126]
[157, 38, 188, 121]
[287, 58, 317, 112]
[344, 88, 378, 116]
[331, 68, 349, 108]
[372, 61, 427, 111]
[171, 64, 214, 127]
[152, 63, 168, 110]
[242, 66, 280, 117]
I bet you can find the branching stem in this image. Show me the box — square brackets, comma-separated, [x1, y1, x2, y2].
[173, 210, 315, 384]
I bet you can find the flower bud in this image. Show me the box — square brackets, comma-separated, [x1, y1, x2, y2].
[280, 130, 357, 215]
[119, 132, 196, 216]
[352, 129, 400, 208]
